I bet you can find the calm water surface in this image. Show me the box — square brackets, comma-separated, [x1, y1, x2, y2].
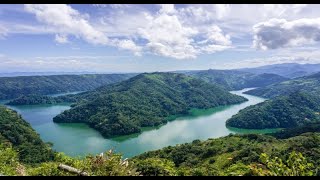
[3, 88, 277, 158]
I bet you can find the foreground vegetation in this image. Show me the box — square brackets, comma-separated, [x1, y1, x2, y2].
[1, 104, 320, 176]
[0, 106, 54, 164]
[226, 92, 320, 129]
[53, 72, 247, 138]
[133, 132, 320, 176]
[0, 74, 135, 100]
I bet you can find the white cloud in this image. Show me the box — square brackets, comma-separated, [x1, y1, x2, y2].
[24, 4, 109, 45]
[55, 34, 68, 43]
[253, 18, 320, 50]
[0, 25, 8, 38]
[159, 4, 176, 14]
[24, 4, 143, 56]
[214, 4, 230, 19]
[138, 11, 198, 59]
[112, 39, 142, 56]
[137, 5, 232, 59]
[2, 4, 314, 60]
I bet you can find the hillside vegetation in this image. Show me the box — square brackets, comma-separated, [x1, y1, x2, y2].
[226, 92, 320, 129]
[245, 72, 320, 98]
[133, 132, 320, 176]
[1, 104, 320, 176]
[186, 69, 288, 90]
[0, 74, 135, 100]
[0, 106, 54, 164]
[53, 72, 247, 138]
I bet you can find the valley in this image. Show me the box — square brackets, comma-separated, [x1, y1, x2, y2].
[2, 88, 274, 158]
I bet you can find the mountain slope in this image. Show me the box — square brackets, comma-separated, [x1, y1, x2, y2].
[133, 132, 320, 176]
[0, 106, 54, 164]
[53, 72, 247, 138]
[238, 63, 320, 78]
[0, 73, 136, 100]
[226, 92, 320, 129]
[185, 69, 288, 90]
[245, 72, 320, 98]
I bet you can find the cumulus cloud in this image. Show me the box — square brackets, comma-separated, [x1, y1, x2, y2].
[138, 10, 198, 59]
[24, 4, 142, 56]
[24, 4, 109, 45]
[19, 4, 313, 59]
[253, 18, 320, 50]
[112, 39, 142, 56]
[137, 5, 231, 59]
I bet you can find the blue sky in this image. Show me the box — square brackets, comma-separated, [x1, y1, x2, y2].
[1, 4, 320, 73]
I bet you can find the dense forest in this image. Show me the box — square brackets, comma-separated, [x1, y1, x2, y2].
[133, 132, 320, 176]
[5, 94, 78, 105]
[185, 69, 288, 90]
[53, 72, 247, 138]
[0, 106, 54, 164]
[0, 73, 135, 100]
[245, 72, 320, 98]
[226, 92, 320, 129]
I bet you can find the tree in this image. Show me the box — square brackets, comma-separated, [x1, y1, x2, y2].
[251, 151, 315, 176]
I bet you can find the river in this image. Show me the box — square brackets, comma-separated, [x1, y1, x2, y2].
[2, 88, 276, 158]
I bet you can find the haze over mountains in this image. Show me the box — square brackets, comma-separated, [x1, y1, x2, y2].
[245, 72, 320, 98]
[238, 63, 320, 78]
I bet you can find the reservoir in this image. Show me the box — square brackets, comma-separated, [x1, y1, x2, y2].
[3, 88, 275, 158]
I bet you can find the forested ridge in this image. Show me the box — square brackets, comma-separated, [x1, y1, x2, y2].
[133, 132, 320, 176]
[245, 72, 320, 98]
[53, 72, 247, 138]
[0, 106, 54, 164]
[0, 73, 135, 100]
[226, 92, 320, 129]
[185, 69, 289, 90]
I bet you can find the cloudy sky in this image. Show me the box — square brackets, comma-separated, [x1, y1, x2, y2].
[1, 4, 320, 73]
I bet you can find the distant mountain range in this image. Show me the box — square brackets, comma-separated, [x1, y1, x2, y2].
[184, 69, 289, 90]
[2, 63, 320, 79]
[237, 63, 320, 78]
[245, 71, 320, 98]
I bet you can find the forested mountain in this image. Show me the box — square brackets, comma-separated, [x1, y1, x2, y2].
[0, 106, 54, 164]
[226, 92, 320, 129]
[6, 94, 77, 105]
[133, 132, 320, 176]
[0, 73, 136, 100]
[185, 69, 288, 90]
[53, 72, 247, 138]
[245, 72, 320, 98]
[237, 63, 320, 78]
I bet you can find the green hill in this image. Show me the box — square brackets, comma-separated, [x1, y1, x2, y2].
[53, 72, 247, 138]
[0, 106, 54, 164]
[0, 73, 135, 100]
[186, 69, 288, 90]
[226, 92, 320, 129]
[245, 72, 320, 98]
[133, 132, 320, 176]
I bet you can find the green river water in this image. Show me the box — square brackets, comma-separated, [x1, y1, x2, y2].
[1, 88, 278, 158]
